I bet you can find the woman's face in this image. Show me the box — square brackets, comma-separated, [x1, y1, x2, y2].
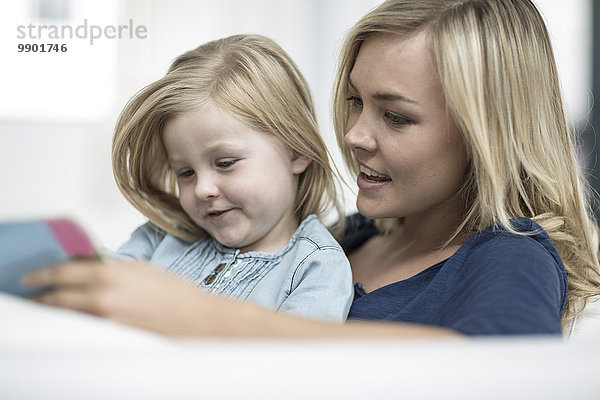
[344, 32, 468, 223]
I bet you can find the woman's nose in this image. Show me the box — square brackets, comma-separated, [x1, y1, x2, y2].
[343, 114, 377, 153]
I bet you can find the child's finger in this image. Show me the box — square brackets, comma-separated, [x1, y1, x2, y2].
[33, 287, 101, 314]
[21, 261, 103, 288]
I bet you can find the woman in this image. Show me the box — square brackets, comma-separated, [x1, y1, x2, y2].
[24, 0, 600, 336]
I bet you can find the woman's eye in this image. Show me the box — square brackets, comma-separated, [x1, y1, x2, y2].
[345, 95, 363, 110]
[216, 160, 237, 169]
[385, 111, 411, 127]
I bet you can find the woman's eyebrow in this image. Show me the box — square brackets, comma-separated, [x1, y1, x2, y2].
[348, 76, 418, 105]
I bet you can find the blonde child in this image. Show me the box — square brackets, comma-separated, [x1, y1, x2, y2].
[103, 34, 352, 322]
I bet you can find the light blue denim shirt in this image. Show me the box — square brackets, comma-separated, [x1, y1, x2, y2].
[110, 215, 353, 323]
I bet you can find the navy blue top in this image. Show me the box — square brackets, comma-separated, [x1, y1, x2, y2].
[340, 214, 568, 335]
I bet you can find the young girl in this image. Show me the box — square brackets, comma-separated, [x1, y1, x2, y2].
[103, 34, 352, 322]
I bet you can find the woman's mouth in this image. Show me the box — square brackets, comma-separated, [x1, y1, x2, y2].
[359, 165, 391, 183]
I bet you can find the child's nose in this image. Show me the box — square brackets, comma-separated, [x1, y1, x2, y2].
[194, 176, 219, 199]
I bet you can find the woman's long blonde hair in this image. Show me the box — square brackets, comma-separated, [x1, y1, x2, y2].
[113, 34, 341, 242]
[333, 0, 600, 328]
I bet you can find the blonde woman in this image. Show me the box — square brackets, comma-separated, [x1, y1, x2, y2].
[26, 0, 600, 337]
[26, 34, 353, 323]
[333, 0, 600, 335]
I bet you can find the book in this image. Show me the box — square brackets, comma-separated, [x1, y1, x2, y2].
[0, 218, 97, 296]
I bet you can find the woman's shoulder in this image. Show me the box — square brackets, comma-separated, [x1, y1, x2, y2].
[456, 217, 567, 296]
[467, 217, 561, 262]
[441, 217, 569, 333]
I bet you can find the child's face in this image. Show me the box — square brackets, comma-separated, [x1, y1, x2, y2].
[162, 101, 310, 253]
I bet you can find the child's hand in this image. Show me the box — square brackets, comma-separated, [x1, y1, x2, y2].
[21, 260, 213, 336]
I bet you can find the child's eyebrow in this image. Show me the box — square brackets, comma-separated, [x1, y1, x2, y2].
[165, 141, 247, 165]
[204, 142, 246, 153]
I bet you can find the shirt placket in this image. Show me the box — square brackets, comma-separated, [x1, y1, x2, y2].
[203, 249, 241, 293]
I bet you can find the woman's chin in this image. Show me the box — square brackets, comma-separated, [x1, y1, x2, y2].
[356, 198, 396, 220]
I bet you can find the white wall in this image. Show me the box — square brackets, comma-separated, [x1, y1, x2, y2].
[0, 0, 592, 250]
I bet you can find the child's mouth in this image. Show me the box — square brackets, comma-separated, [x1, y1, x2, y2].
[207, 209, 233, 219]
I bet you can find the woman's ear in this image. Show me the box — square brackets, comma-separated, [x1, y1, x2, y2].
[291, 152, 312, 175]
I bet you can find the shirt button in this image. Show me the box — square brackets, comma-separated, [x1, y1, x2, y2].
[214, 263, 226, 273]
[204, 274, 216, 285]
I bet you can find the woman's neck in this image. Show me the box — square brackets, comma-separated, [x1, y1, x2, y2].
[350, 198, 469, 291]
[398, 193, 468, 254]
[398, 218, 465, 255]
[350, 223, 467, 291]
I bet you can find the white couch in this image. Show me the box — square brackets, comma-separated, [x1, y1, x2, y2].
[1, 293, 598, 399]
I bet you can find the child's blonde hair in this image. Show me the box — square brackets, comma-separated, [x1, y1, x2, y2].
[113, 34, 340, 242]
[333, 0, 600, 329]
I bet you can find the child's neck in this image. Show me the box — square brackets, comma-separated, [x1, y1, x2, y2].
[239, 213, 301, 254]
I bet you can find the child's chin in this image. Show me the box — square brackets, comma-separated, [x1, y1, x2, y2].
[213, 234, 247, 249]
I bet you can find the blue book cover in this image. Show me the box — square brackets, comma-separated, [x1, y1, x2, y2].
[0, 219, 96, 296]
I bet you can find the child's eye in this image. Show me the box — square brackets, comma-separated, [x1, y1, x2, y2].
[216, 159, 237, 169]
[384, 111, 411, 127]
[345, 95, 363, 110]
[178, 169, 194, 178]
